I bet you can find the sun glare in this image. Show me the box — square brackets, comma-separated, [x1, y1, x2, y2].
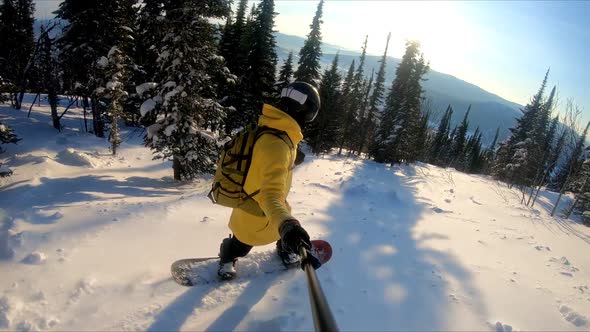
[318, 1, 478, 74]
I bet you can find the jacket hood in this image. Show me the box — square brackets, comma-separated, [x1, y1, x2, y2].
[258, 104, 303, 145]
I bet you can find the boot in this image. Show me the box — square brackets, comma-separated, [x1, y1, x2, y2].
[218, 236, 237, 280]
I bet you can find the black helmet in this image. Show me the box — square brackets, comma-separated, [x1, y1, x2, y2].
[279, 81, 321, 125]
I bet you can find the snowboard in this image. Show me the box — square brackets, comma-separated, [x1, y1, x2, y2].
[171, 239, 332, 286]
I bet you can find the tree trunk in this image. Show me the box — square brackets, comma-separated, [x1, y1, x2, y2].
[49, 89, 60, 131]
[91, 96, 104, 137]
[173, 156, 182, 181]
[27, 93, 39, 118]
[12, 92, 19, 109]
[83, 97, 89, 132]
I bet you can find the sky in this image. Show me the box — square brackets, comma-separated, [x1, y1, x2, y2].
[32, 0, 590, 123]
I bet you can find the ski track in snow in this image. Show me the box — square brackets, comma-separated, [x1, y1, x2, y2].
[1, 97, 590, 331]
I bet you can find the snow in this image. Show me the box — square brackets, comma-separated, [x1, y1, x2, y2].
[1, 95, 590, 331]
[140, 98, 156, 117]
[56, 148, 96, 167]
[135, 82, 157, 96]
[21, 252, 47, 265]
[107, 46, 118, 58]
[96, 56, 108, 68]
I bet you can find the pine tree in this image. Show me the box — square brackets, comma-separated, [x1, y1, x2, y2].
[133, 0, 168, 127]
[98, 46, 129, 155]
[294, 0, 323, 86]
[276, 51, 294, 93]
[225, 0, 277, 132]
[0, 121, 20, 177]
[219, 0, 248, 77]
[429, 105, 453, 165]
[571, 159, 590, 225]
[492, 69, 550, 185]
[0, 0, 35, 109]
[360, 33, 390, 158]
[337, 59, 355, 155]
[551, 121, 590, 191]
[305, 53, 342, 154]
[463, 127, 484, 173]
[136, 0, 168, 82]
[450, 105, 471, 169]
[481, 127, 500, 173]
[142, 0, 232, 180]
[416, 109, 431, 161]
[56, 0, 138, 137]
[36, 26, 61, 130]
[339, 37, 368, 155]
[373, 41, 429, 164]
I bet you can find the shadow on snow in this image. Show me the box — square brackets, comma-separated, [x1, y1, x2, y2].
[0, 175, 179, 224]
[149, 155, 488, 331]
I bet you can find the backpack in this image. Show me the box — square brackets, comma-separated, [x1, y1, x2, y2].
[207, 123, 294, 217]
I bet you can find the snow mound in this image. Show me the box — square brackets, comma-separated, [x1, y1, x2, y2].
[69, 277, 98, 304]
[0, 213, 23, 260]
[0, 164, 13, 177]
[0, 295, 23, 329]
[559, 305, 588, 327]
[21, 252, 47, 265]
[12, 153, 51, 166]
[56, 148, 97, 168]
[491, 321, 513, 332]
[549, 256, 579, 276]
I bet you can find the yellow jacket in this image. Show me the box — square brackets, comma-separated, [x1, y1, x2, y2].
[228, 104, 303, 246]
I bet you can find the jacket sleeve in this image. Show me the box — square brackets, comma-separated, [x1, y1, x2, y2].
[251, 135, 294, 231]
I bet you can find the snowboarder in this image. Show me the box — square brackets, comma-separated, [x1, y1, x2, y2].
[217, 82, 321, 280]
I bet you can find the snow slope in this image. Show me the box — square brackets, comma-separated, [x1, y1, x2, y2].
[1, 96, 589, 331]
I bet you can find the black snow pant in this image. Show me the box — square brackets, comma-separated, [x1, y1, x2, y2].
[219, 235, 285, 263]
[219, 234, 253, 263]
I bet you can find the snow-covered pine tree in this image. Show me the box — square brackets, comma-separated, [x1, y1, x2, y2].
[142, 0, 233, 180]
[130, 0, 169, 127]
[97, 46, 129, 155]
[550, 120, 590, 192]
[571, 159, 590, 225]
[492, 70, 550, 186]
[539, 116, 563, 184]
[373, 41, 429, 164]
[294, 0, 324, 87]
[305, 53, 342, 155]
[0, 0, 35, 109]
[360, 33, 390, 158]
[276, 51, 294, 94]
[136, 0, 168, 84]
[0, 121, 20, 177]
[56, 0, 138, 137]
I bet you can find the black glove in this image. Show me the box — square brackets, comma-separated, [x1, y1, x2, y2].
[279, 219, 311, 254]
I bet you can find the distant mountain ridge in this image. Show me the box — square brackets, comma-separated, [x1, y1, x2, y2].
[275, 32, 523, 143]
